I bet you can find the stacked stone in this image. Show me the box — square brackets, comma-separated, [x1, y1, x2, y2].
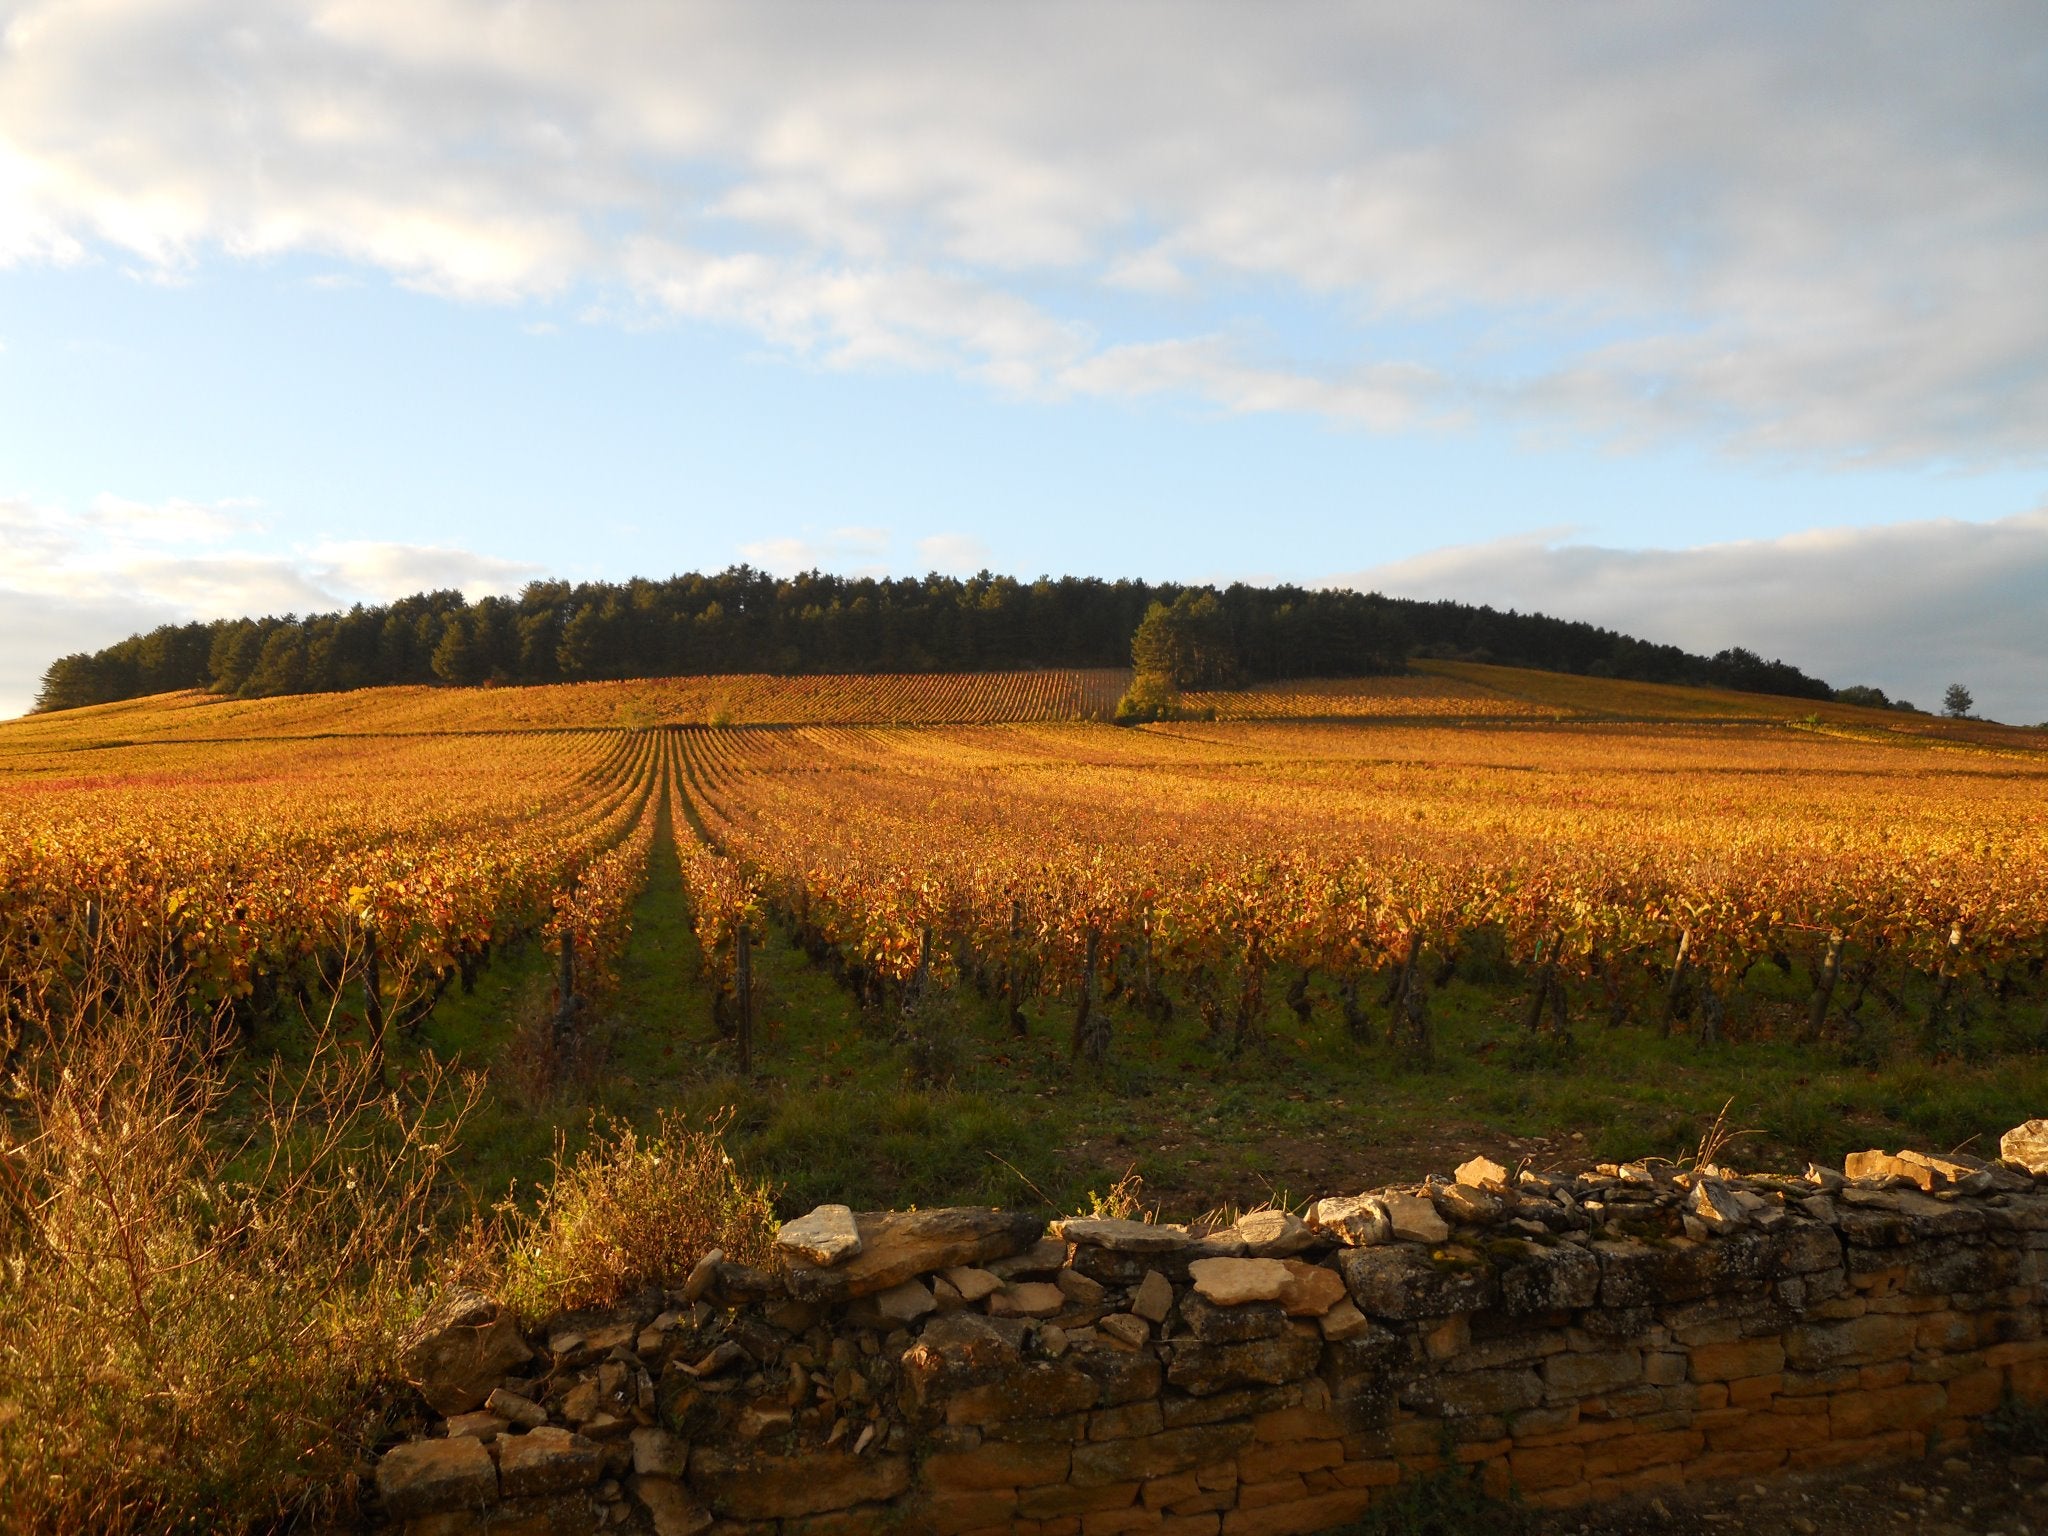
[374, 1120, 2048, 1536]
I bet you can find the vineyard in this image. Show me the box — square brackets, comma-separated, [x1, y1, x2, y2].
[4, 664, 2047, 1212]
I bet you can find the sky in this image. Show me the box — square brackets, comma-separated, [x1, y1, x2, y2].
[2, 2, 2046, 721]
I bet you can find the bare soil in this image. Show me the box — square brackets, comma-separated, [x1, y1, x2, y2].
[1540, 1442, 2048, 1536]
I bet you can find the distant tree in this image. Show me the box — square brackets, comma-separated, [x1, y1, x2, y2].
[431, 617, 482, 685]
[1943, 683, 1974, 719]
[1131, 591, 1238, 689]
[1832, 684, 1891, 709]
[241, 627, 310, 697]
[1894, 699, 1918, 714]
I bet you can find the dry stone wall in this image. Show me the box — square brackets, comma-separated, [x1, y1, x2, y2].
[378, 1126, 2048, 1536]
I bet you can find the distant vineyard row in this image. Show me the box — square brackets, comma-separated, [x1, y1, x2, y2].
[3, 659, 1993, 751]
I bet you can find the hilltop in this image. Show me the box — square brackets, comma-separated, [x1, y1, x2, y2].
[27, 567, 1838, 715]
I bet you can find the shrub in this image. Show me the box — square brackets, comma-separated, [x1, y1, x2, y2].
[0, 940, 472, 1535]
[499, 1110, 778, 1319]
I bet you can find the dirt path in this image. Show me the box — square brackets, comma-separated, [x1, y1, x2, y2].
[1537, 1440, 2047, 1536]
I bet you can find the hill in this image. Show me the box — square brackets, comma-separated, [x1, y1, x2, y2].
[25, 567, 1837, 714]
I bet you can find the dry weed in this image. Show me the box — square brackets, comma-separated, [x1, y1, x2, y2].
[497, 1108, 778, 1320]
[0, 933, 476, 1535]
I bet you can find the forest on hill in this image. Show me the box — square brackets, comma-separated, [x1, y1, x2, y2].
[30, 566, 1834, 712]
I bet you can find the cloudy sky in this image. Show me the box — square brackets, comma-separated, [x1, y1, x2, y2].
[3, 2, 2045, 719]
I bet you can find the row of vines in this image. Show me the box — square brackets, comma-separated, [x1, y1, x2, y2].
[0, 728, 668, 1073]
[668, 719, 2048, 1061]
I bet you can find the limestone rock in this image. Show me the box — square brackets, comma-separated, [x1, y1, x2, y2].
[399, 1289, 534, 1415]
[1275, 1259, 1347, 1317]
[376, 1436, 497, 1519]
[1234, 1208, 1317, 1257]
[1340, 1243, 1498, 1319]
[498, 1425, 603, 1497]
[485, 1388, 548, 1429]
[1052, 1216, 1190, 1253]
[1188, 1256, 1291, 1306]
[1689, 1177, 1749, 1230]
[872, 1278, 937, 1325]
[1318, 1298, 1372, 1341]
[1431, 1182, 1505, 1224]
[1308, 1194, 1392, 1247]
[776, 1204, 863, 1267]
[2003, 1119, 2048, 1176]
[1190, 1228, 1249, 1260]
[630, 1473, 713, 1536]
[443, 1410, 507, 1441]
[1494, 1237, 1601, 1313]
[1456, 1155, 1511, 1191]
[1165, 1332, 1322, 1397]
[1382, 1191, 1451, 1244]
[1054, 1267, 1107, 1306]
[688, 1447, 912, 1519]
[1098, 1312, 1150, 1348]
[1845, 1149, 1937, 1189]
[631, 1426, 688, 1478]
[784, 1208, 1044, 1301]
[988, 1280, 1065, 1318]
[987, 1237, 1070, 1277]
[682, 1246, 723, 1303]
[1131, 1269, 1175, 1323]
[1177, 1291, 1285, 1343]
[943, 1265, 1003, 1302]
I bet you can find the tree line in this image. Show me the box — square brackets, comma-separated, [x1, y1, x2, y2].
[30, 567, 1838, 713]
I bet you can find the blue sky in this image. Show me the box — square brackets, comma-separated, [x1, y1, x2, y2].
[3, 2, 2046, 719]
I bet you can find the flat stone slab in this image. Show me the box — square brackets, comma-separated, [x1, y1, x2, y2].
[1052, 1216, 1192, 1253]
[872, 1277, 937, 1324]
[1382, 1191, 1450, 1244]
[785, 1208, 1044, 1301]
[498, 1425, 603, 1498]
[1234, 1209, 1316, 1257]
[1276, 1259, 1347, 1317]
[1188, 1256, 1292, 1306]
[688, 1447, 911, 1520]
[988, 1280, 1065, 1318]
[376, 1436, 497, 1520]
[777, 1203, 862, 1266]
[943, 1265, 1003, 1302]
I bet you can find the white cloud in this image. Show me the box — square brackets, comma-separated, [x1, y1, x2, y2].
[736, 525, 892, 574]
[0, 491, 539, 716]
[1, 3, 2043, 460]
[1338, 511, 2048, 725]
[916, 533, 993, 574]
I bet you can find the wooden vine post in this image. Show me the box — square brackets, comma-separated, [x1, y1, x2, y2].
[736, 924, 754, 1077]
[1006, 898, 1027, 1036]
[1662, 928, 1692, 1036]
[1071, 926, 1105, 1064]
[1803, 932, 1844, 1043]
[1922, 922, 1964, 1057]
[552, 872, 580, 1054]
